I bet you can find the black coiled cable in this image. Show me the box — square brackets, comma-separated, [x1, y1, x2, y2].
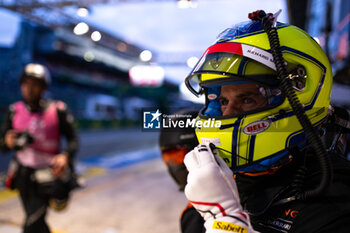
[290, 165, 308, 195]
[257, 10, 332, 201]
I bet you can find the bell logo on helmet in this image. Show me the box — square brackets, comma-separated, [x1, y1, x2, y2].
[208, 93, 217, 100]
[243, 120, 270, 135]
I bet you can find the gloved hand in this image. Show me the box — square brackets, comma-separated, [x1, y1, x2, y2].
[52, 153, 69, 178]
[184, 143, 257, 233]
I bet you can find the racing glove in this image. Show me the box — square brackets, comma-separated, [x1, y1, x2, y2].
[184, 143, 258, 233]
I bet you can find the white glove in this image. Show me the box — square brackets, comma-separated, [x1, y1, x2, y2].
[184, 143, 258, 233]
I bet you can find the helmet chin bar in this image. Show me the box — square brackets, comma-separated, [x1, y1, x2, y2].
[255, 10, 332, 202]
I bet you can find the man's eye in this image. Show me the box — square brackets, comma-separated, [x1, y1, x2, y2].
[220, 98, 229, 106]
[243, 98, 255, 104]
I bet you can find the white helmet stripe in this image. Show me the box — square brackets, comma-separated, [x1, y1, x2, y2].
[204, 42, 276, 71]
[241, 44, 276, 71]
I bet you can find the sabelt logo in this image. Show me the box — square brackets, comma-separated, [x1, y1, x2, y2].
[212, 221, 248, 233]
[243, 120, 270, 135]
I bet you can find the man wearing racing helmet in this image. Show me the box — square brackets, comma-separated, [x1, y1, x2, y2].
[0, 63, 79, 233]
[183, 10, 350, 233]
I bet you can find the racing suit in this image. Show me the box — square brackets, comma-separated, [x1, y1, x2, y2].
[183, 150, 350, 233]
[181, 203, 205, 233]
[236, 151, 350, 233]
[0, 99, 78, 233]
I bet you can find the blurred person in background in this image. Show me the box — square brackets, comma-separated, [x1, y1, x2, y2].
[159, 109, 204, 233]
[183, 10, 350, 233]
[0, 63, 79, 233]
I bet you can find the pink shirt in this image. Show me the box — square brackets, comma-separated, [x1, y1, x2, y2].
[12, 101, 60, 168]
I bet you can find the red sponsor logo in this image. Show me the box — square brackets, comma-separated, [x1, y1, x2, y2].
[208, 94, 217, 100]
[243, 120, 270, 135]
[285, 209, 299, 218]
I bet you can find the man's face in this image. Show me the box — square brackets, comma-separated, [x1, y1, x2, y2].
[219, 83, 268, 116]
[20, 77, 46, 104]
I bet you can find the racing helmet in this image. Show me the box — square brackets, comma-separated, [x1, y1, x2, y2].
[20, 63, 51, 87]
[159, 109, 199, 190]
[185, 19, 333, 174]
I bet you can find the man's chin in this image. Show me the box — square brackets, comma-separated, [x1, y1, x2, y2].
[23, 98, 41, 105]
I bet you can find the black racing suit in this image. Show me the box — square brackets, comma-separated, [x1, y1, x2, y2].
[181, 203, 205, 233]
[236, 151, 350, 233]
[0, 99, 79, 233]
[181, 151, 350, 233]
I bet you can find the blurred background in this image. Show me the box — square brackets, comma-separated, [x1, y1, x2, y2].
[0, 0, 349, 232]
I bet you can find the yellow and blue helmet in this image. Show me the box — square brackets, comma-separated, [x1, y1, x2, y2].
[185, 18, 333, 174]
